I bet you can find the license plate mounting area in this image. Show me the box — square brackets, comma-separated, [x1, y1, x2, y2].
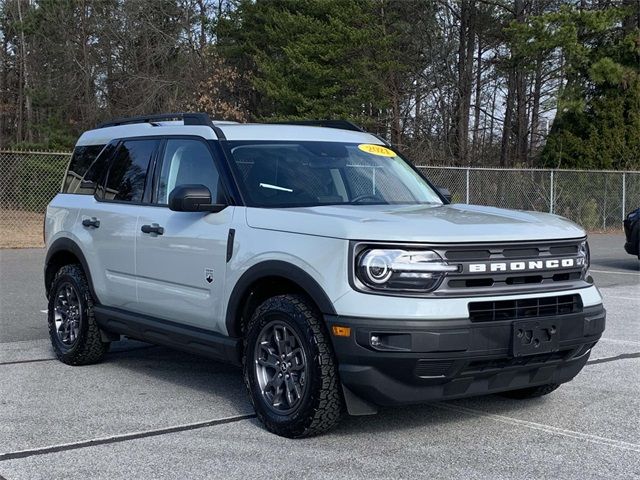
[511, 319, 559, 357]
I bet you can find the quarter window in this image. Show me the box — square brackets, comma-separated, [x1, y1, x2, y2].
[104, 139, 158, 202]
[62, 144, 106, 194]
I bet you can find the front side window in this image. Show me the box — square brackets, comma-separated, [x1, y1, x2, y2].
[155, 139, 223, 204]
[226, 141, 442, 207]
[103, 139, 158, 202]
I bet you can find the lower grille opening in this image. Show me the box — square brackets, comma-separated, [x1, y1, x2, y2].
[414, 360, 454, 378]
[469, 294, 583, 322]
[463, 350, 570, 374]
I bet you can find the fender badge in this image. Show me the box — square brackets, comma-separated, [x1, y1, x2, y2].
[204, 268, 214, 284]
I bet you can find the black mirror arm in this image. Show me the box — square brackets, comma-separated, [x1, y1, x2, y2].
[198, 203, 227, 213]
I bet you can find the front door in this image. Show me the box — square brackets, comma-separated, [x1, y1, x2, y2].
[134, 137, 233, 332]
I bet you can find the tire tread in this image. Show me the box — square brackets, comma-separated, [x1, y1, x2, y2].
[48, 264, 107, 366]
[244, 294, 343, 438]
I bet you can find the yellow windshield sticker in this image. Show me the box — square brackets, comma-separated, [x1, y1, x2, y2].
[358, 144, 396, 157]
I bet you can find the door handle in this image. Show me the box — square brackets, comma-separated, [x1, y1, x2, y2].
[141, 223, 164, 235]
[82, 217, 100, 228]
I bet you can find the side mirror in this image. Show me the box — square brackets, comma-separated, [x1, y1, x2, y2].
[436, 186, 452, 203]
[168, 184, 226, 212]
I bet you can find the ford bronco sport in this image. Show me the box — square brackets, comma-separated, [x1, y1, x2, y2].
[44, 113, 606, 438]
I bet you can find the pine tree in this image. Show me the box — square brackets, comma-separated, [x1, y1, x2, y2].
[539, 3, 640, 169]
[218, 0, 427, 142]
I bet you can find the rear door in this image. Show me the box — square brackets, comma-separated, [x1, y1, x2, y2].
[79, 138, 159, 309]
[133, 137, 234, 332]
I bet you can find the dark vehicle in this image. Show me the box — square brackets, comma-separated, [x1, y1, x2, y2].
[624, 208, 640, 259]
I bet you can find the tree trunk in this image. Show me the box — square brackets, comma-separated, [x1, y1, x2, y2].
[0, 16, 8, 147]
[500, 71, 515, 167]
[514, 0, 527, 165]
[81, 0, 93, 129]
[390, 81, 402, 147]
[486, 77, 498, 163]
[452, 0, 475, 165]
[529, 59, 543, 159]
[414, 79, 421, 141]
[17, 0, 33, 143]
[471, 36, 482, 166]
[197, 0, 207, 53]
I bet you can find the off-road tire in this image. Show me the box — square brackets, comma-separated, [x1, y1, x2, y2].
[500, 383, 560, 399]
[243, 294, 344, 438]
[48, 264, 109, 365]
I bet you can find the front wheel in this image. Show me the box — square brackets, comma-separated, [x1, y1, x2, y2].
[48, 264, 109, 365]
[243, 294, 344, 438]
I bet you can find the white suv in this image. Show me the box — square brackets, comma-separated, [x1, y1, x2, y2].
[44, 113, 605, 437]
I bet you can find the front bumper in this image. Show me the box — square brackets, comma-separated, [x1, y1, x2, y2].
[327, 304, 605, 408]
[623, 213, 639, 255]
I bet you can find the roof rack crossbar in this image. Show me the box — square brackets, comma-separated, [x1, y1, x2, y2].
[96, 112, 226, 139]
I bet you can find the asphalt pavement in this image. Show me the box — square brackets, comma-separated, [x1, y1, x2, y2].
[0, 234, 638, 479]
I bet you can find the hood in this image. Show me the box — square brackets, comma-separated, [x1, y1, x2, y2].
[245, 203, 586, 243]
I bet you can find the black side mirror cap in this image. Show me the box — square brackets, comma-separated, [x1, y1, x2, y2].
[168, 184, 226, 212]
[436, 186, 452, 203]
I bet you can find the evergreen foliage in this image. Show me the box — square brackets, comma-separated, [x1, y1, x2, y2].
[0, 0, 638, 169]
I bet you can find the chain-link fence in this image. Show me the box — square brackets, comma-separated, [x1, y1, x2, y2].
[421, 166, 640, 231]
[1, 150, 638, 248]
[0, 151, 71, 248]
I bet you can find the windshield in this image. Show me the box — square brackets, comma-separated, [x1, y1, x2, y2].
[225, 141, 443, 208]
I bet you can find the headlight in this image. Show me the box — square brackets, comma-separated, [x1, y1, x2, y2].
[578, 240, 590, 278]
[355, 248, 458, 293]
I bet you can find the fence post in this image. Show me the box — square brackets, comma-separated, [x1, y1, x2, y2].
[465, 168, 470, 204]
[622, 172, 626, 221]
[549, 170, 555, 214]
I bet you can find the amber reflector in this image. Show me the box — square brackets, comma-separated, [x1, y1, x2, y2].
[331, 325, 352, 337]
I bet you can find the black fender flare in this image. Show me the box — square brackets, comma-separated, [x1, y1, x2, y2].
[44, 237, 100, 303]
[225, 260, 336, 337]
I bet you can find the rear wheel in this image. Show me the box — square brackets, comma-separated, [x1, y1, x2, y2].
[243, 294, 343, 438]
[500, 383, 560, 399]
[48, 264, 109, 365]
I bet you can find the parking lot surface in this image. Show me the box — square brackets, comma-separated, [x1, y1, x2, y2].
[0, 234, 638, 479]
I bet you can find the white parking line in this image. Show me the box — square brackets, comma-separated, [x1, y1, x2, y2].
[40, 309, 47, 314]
[433, 403, 640, 452]
[590, 269, 640, 276]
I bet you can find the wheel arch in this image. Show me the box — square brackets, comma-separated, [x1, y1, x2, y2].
[45, 238, 99, 303]
[225, 261, 336, 338]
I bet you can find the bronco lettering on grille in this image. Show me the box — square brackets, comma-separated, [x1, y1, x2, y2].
[467, 257, 583, 273]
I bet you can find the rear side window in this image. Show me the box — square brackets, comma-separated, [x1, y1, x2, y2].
[62, 145, 105, 194]
[103, 139, 158, 202]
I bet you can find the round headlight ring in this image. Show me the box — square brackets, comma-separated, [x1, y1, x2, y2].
[362, 250, 393, 284]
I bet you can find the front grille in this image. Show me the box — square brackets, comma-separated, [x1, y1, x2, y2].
[469, 294, 582, 322]
[443, 243, 578, 261]
[432, 239, 586, 296]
